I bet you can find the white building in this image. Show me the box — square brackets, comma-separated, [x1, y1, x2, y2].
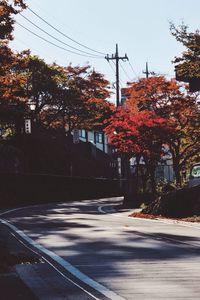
[78, 129, 111, 154]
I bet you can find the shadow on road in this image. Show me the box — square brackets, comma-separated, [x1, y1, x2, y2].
[4, 201, 200, 283]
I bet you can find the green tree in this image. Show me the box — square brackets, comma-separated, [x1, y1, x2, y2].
[170, 23, 200, 91]
[42, 64, 113, 135]
[15, 53, 63, 123]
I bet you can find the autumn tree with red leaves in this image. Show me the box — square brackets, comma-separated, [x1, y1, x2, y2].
[1, 1, 113, 138]
[105, 106, 169, 192]
[127, 76, 200, 186]
[0, 0, 26, 40]
[105, 76, 200, 187]
[0, 0, 27, 135]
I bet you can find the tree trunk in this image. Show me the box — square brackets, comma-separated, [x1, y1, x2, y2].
[149, 164, 156, 194]
[143, 156, 156, 194]
[174, 165, 182, 187]
[140, 166, 147, 193]
[135, 156, 140, 194]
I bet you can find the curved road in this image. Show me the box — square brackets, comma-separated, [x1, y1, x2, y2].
[1, 197, 200, 299]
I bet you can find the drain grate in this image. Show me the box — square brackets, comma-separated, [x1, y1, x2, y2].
[0, 242, 43, 272]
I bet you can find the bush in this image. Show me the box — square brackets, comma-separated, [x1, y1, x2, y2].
[142, 184, 200, 218]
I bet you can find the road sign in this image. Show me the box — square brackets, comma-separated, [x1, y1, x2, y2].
[73, 129, 79, 144]
[24, 119, 31, 134]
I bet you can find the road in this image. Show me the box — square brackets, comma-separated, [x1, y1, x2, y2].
[1, 197, 200, 300]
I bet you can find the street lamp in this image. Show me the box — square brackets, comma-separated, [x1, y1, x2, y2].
[24, 100, 36, 134]
[30, 103, 36, 111]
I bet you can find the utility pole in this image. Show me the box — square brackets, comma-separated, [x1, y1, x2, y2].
[143, 62, 155, 79]
[105, 44, 128, 107]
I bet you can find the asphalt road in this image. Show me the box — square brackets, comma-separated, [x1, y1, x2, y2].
[1, 197, 200, 300]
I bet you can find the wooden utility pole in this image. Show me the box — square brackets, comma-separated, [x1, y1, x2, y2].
[105, 44, 128, 107]
[143, 62, 155, 79]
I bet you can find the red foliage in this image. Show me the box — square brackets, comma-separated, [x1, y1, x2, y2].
[104, 107, 169, 158]
[105, 75, 200, 186]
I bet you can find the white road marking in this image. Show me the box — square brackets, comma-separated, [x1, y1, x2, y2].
[0, 206, 34, 216]
[97, 206, 107, 214]
[9, 230, 99, 300]
[2, 199, 200, 298]
[0, 197, 123, 217]
[0, 218, 125, 300]
[98, 204, 200, 229]
[98, 205, 200, 248]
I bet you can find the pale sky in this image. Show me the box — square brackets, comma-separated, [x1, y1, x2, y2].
[10, 0, 200, 102]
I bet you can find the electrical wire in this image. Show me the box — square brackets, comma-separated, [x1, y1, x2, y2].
[16, 22, 104, 59]
[127, 60, 139, 78]
[19, 13, 103, 58]
[119, 61, 132, 82]
[27, 7, 107, 56]
[107, 60, 115, 74]
[12, 37, 62, 64]
[106, 60, 117, 90]
[111, 60, 124, 86]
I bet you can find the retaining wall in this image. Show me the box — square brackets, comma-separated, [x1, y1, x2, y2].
[0, 173, 126, 207]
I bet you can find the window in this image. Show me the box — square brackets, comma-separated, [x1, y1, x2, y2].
[95, 132, 103, 144]
[79, 129, 86, 139]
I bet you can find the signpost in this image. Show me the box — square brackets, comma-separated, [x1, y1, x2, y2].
[73, 129, 80, 144]
[24, 119, 31, 134]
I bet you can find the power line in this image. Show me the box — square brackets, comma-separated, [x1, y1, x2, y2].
[107, 60, 115, 74]
[106, 61, 123, 94]
[119, 61, 132, 82]
[14, 37, 49, 58]
[13, 37, 63, 64]
[19, 13, 103, 58]
[113, 61, 124, 86]
[106, 61, 116, 90]
[27, 7, 107, 56]
[108, 60, 125, 87]
[107, 60, 124, 84]
[16, 22, 104, 59]
[127, 60, 139, 78]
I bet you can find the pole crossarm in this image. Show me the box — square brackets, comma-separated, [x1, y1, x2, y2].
[105, 44, 128, 107]
[142, 62, 155, 79]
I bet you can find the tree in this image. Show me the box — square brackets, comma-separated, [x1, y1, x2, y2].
[104, 106, 168, 192]
[82, 68, 113, 129]
[127, 76, 200, 187]
[0, 0, 26, 41]
[14, 53, 64, 124]
[0, 0, 27, 135]
[42, 64, 113, 134]
[1, 2, 113, 138]
[170, 23, 200, 91]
